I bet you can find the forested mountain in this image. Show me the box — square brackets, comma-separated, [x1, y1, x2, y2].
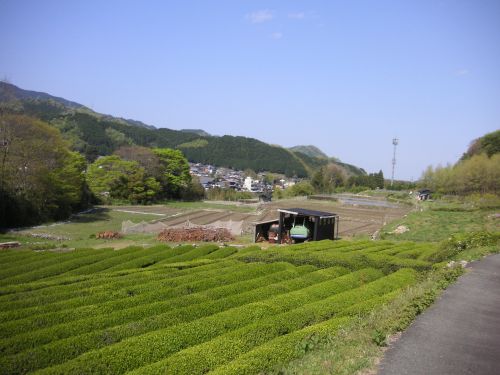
[180, 129, 212, 137]
[0, 82, 365, 177]
[289, 145, 328, 159]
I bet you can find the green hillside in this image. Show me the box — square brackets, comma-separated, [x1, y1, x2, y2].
[289, 145, 329, 159]
[0, 82, 365, 177]
[180, 129, 212, 137]
[461, 129, 500, 160]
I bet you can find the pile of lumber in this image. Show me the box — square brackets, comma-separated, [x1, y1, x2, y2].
[0, 242, 21, 249]
[96, 231, 123, 239]
[157, 227, 234, 242]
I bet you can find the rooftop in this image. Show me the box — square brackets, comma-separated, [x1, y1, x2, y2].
[278, 208, 337, 219]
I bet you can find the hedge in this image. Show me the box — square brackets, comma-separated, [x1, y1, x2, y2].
[0, 264, 316, 357]
[32, 268, 381, 375]
[0, 266, 347, 373]
[125, 269, 417, 375]
[0, 261, 290, 337]
[208, 317, 352, 375]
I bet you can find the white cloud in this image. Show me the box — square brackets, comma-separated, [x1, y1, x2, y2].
[271, 32, 283, 40]
[246, 10, 273, 24]
[455, 69, 469, 76]
[288, 12, 305, 19]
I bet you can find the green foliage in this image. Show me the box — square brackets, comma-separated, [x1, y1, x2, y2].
[5, 99, 314, 177]
[462, 129, 500, 159]
[311, 164, 348, 193]
[180, 175, 205, 201]
[0, 85, 371, 179]
[347, 170, 384, 190]
[105, 127, 133, 148]
[427, 231, 500, 262]
[289, 145, 328, 159]
[205, 187, 254, 201]
[131, 269, 416, 375]
[180, 136, 309, 177]
[236, 241, 432, 273]
[0, 238, 484, 374]
[177, 139, 209, 148]
[274, 181, 315, 199]
[0, 113, 90, 227]
[86, 155, 161, 204]
[421, 152, 500, 195]
[153, 148, 191, 198]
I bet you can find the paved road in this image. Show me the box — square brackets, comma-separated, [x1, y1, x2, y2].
[378, 253, 500, 375]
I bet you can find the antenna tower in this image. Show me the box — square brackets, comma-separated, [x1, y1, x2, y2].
[391, 138, 399, 187]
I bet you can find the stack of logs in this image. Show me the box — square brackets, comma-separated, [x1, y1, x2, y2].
[96, 231, 123, 239]
[157, 227, 234, 242]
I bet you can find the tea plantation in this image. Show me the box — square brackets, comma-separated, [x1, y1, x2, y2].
[0, 240, 451, 374]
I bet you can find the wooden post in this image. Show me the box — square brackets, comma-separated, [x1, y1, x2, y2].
[313, 216, 319, 241]
[278, 212, 284, 243]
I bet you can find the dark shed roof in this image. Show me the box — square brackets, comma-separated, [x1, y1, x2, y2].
[277, 208, 337, 218]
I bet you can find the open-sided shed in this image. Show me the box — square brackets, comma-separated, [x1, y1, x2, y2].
[254, 207, 339, 244]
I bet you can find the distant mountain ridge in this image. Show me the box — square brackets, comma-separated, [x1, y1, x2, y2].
[0, 82, 156, 130]
[0, 82, 366, 177]
[0, 81, 84, 109]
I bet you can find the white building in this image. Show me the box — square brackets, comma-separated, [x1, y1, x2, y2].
[244, 176, 253, 191]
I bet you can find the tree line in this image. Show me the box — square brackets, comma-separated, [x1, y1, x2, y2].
[419, 153, 499, 195]
[0, 113, 200, 228]
[273, 166, 392, 199]
[419, 130, 500, 196]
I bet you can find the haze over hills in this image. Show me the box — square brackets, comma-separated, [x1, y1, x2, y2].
[0, 82, 366, 177]
[180, 129, 212, 137]
[289, 145, 329, 159]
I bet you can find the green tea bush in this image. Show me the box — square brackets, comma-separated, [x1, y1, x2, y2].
[0, 262, 291, 338]
[2, 268, 341, 372]
[208, 317, 351, 375]
[128, 269, 416, 375]
[0, 259, 233, 311]
[33, 269, 381, 375]
[0, 265, 319, 357]
[0, 248, 140, 286]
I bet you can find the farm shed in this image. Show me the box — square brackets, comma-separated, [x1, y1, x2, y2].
[417, 189, 431, 201]
[254, 208, 339, 244]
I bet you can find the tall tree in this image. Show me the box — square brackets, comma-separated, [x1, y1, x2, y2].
[153, 148, 191, 198]
[114, 145, 162, 179]
[86, 155, 160, 204]
[0, 113, 88, 227]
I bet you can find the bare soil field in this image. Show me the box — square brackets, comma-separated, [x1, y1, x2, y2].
[116, 198, 411, 239]
[263, 199, 412, 238]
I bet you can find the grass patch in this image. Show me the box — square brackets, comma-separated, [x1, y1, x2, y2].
[381, 207, 498, 242]
[1, 209, 161, 249]
[163, 201, 256, 212]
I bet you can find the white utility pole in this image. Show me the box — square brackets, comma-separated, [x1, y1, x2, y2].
[391, 138, 399, 187]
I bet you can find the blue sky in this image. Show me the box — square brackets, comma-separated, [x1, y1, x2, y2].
[1, 0, 499, 180]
